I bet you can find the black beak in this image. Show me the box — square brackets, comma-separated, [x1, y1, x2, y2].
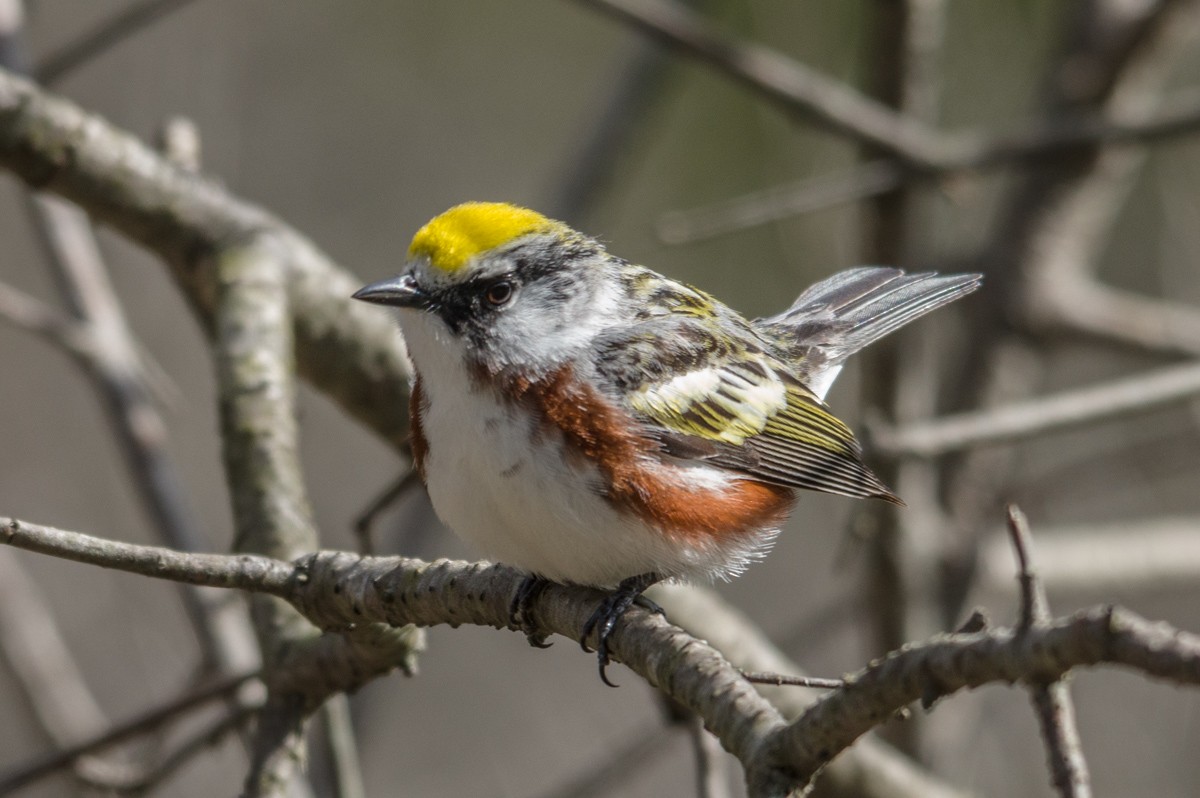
[352, 273, 428, 308]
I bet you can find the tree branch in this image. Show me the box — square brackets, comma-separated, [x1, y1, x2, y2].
[576, 0, 944, 165]
[6, 517, 1198, 795]
[1006, 506, 1092, 798]
[0, 66, 413, 451]
[873, 358, 1200, 458]
[0, 670, 259, 795]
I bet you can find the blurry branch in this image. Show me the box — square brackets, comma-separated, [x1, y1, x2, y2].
[1034, 277, 1200, 357]
[33, 0, 201, 86]
[0, 670, 260, 795]
[0, 279, 94, 358]
[80, 702, 257, 795]
[872, 359, 1200, 458]
[1006, 506, 1092, 798]
[687, 713, 731, 798]
[583, 0, 1200, 246]
[941, 0, 1200, 627]
[0, 66, 413, 451]
[0, 550, 112, 790]
[318, 696, 366, 798]
[550, 28, 675, 222]
[0, 2, 257, 679]
[535, 724, 677, 798]
[979, 517, 1200, 595]
[213, 239, 321, 797]
[352, 467, 419, 556]
[577, 0, 944, 165]
[213, 240, 419, 796]
[853, 3, 951, 751]
[7, 518, 1200, 796]
[660, 88, 1200, 243]
[156, 114, 202, 172]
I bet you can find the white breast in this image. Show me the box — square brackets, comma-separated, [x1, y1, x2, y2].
[396, 311, 779, 587]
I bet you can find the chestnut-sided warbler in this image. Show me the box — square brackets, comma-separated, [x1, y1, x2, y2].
[354, 202, 980, 683]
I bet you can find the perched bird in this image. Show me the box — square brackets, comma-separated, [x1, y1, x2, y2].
[354, 201, 980, 684]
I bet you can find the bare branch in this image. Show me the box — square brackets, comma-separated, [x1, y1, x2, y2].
[534, 724, 676, 798]
[687, 714, 732, 798]
[1005, 506, 1093, 798]
[980, 517, 1200, 594]
[768, 604, 1198, 784]
[0, 549, 110, 785]
[0, 670, 259, 794]
[0, 278, 94, 359]
[213, 239, 320, 796]
[318, 695, 366, 798]
[1006, 505, 1050, 630]
[33, 0, 201, 86]
[0, 518, 292, 592]
[873, 359, 1200, 458]
[576, 0, 943, 165]
[6, 517, 1199, 794]
[1038, 277, 1200, 357]
[85, 702, 258, 795]
[659, 88, 1200, 243]
[0, 66, 414, 451]
[741, 673, 844, 690]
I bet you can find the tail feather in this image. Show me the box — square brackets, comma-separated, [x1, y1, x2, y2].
[759, 267, 981, 400]
[765, 267, 981, 361]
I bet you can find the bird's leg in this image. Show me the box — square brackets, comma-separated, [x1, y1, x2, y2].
[581, 572, 662, 687]
[510, 574, 553, 648]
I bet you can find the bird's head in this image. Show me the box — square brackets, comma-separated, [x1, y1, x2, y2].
[353, 202, 621, 375]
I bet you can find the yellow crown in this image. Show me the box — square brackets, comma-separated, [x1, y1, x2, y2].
[408, 202, 561, 273]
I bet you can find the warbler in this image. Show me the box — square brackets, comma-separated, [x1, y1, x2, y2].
[354, 202, 980, 683]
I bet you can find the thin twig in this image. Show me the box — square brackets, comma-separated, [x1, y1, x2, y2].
[740, 672, 844, 690]
[90, 703, 258, 795]
[1005, 505, 1051, 630]
[873, 358, 1200, 458]
[1005, 506, 1093, 798]
[0, 670, 259, 795]
[0, 278, 94, 359]
[577, 0, 943, 165]
[534, 724, 677, 798]
[353, 468, 419, 556]
[687, 714, 731, 798]
[0, 549, 111, 780]
[33, 0, 201, 86]
[660, 88, 1200, 243]
[320, 695, 366, 798]
[980, 517, 1200, 595]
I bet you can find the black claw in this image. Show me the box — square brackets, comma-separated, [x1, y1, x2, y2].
[510, 575, 553, 648]
[580, 573, 662, 688]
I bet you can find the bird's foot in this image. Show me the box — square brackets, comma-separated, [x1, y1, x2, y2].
[510, 574, 553, 648]
[581, 572, 662, 687]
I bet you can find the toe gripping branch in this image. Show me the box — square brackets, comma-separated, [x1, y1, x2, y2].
[581, 572, 663, 688]
[510, 574, 553, 649]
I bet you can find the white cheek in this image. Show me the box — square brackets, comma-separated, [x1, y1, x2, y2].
[491, 278, 622, 367]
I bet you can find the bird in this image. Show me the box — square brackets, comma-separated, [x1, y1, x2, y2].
[353, 201, 980, 684]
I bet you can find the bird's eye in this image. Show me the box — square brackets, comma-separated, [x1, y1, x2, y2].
[484, 280, 514, 307]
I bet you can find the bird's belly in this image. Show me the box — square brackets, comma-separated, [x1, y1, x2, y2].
[419, 385, 773, 587]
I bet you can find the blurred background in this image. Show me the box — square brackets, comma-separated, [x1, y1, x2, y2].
[2, 1, 1200, 796]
